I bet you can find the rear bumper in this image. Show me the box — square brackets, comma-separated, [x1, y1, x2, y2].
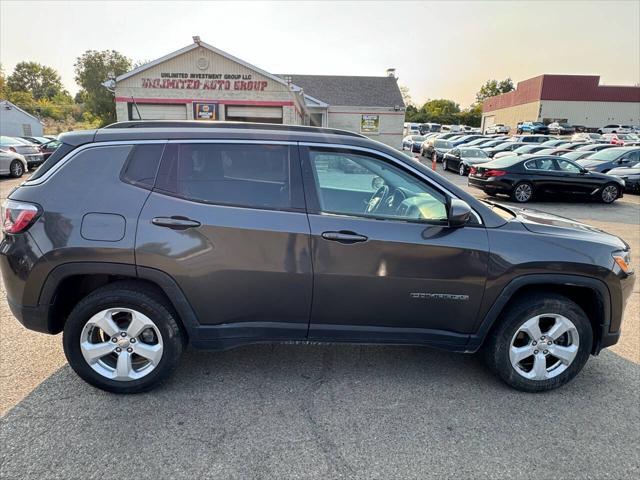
[468, 176, 514, 194]
[6, 297, 52, 334]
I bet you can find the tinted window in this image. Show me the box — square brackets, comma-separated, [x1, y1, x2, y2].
[26, 142, 76, 181]
[309, 149, 447, 222]
[460, 149, 487, 158]
[588, 148, 629, 161]
[156, 143, 293, 209]
[556, 159, 581, 172]
[525, 158, 555, 170]
[121, 144, 165, 189]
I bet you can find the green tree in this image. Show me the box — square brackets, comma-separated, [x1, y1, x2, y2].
[6, 90, 36, 114]
[7, 61, 66, 100]
[74, 50, 131, 126]
[475, 78, 515, 103]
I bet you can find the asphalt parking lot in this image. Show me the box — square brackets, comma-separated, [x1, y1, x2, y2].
[1, 170, 639, 479]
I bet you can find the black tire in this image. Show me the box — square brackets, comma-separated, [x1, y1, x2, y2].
[9, 160, 24, 178]
[63, 281, 185, 393]
[459, 163, 467, 176]
[511, 181, 534, 203]
[483, 292, 593, 392]
[442, 158, 448, 171]
[600, 183, 619, 204]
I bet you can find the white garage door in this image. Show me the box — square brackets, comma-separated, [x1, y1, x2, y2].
[225, 106, 283, 119]
[131, 103, 188, 120]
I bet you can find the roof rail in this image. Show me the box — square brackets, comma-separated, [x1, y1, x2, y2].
[103, 120, 367, 138]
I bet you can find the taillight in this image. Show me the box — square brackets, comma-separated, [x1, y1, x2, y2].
[470, 167, 478, 175]
[485, 169, 507, 177]
[2, 199, 40, 234]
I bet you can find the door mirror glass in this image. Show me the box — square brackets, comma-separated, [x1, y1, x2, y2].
[448, 199, 472, 228]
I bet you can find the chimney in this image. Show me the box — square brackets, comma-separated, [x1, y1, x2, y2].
[386, 68, 396, 78]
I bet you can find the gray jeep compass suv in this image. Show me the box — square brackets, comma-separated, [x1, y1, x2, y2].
[1, 121, 634, 393]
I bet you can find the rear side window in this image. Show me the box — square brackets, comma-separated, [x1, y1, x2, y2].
[121, 144, 165, 189]
[27, 142, 75, 181]
[155, 143, 297, 210]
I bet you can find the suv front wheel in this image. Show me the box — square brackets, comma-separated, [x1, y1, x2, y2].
[63, 282, 185, 393]
[484, 293, 593, 392]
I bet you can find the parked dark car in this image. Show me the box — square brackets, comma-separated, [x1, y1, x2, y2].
[468, 154, 625, 204]
[39, 139, 61, 160]
[442, 147, 489, 175]
[577, 147, 640, 173]
[607, 166, 640, 193]
[510, 135, 555, 144]
[483, 141, 525, 158]
[547, 123, 576, 135]
[421, 138, 452, 162]
[450, 134, 486, 147]
[0, 122, 634, 395]
[517, 122, 549, 134]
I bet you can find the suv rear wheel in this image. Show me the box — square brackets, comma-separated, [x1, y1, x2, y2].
[63, 282, 184, 393]
[484, 293, 592, 392]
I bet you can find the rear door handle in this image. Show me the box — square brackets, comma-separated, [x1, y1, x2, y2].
[152, 216, 201, 230]
[321, 231, 368, 244]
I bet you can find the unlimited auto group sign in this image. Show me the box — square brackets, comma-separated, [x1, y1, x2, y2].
[141, 72, 268, 91]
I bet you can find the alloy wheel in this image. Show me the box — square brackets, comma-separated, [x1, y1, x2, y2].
[10, 161, 24, 177]
[601, 185, 618, 203]
[442, 159, 447, 171]
[80, 308, 164, 381]
[514, 183, 532, 202]
[459, 163, 466, 176]
[509, 314, 579, 380]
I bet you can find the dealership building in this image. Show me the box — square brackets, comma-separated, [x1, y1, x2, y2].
[481, 74, 640, 132]
[110, 38, 405, 148]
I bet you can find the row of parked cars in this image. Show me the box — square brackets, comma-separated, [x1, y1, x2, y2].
[401, 131, 640, 203]
[403, 122, 481, 136]
[0, 135, 60, 178]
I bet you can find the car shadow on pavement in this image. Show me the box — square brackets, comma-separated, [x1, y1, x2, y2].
[1, 345, 639, 479]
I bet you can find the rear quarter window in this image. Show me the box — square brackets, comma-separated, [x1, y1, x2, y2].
[120, 144, 165, 189]
[27, 142, 75, 181]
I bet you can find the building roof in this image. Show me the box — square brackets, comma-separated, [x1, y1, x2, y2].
[279, 74, 405, 108]
[0, 100, 44, 124]
[115, 41, 290, 87]
[483, 75, 640, 113]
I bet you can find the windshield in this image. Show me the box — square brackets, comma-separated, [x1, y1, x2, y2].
[460, 149, 487, 157]
[586, 148, 628, 162]
[562, 151, 589, 161]
[411, 136, 426, 141]
[434, 140, 452, 148]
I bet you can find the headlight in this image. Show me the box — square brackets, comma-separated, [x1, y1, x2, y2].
[612, 250, 633, 274]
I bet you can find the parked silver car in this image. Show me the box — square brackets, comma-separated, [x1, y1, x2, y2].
[0, 136, 44, 169]
[0, 148, 28, 177]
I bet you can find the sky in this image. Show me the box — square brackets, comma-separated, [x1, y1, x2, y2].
[1, 0, 639, 107]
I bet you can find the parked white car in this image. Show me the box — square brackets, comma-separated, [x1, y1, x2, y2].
[0, 148, 28, 177]
[484, 123, 511, 134]
[441, 125, 463, 133]
[598, 124, 633, 134]
[571, 132, 604, 143]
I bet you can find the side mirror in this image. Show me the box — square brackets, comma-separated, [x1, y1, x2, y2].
[580, 168, 589, 174]
[448, 199, 472, 228]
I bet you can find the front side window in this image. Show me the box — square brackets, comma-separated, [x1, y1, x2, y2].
[556, 159, 581, 173]
[156, 143, 293, 209]
[308, 149, 447, 223]
[121, 144, 165, 189]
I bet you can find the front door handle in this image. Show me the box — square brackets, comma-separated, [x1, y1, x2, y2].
[152, 216, 201, 230]
[321, 231, 368, 244]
